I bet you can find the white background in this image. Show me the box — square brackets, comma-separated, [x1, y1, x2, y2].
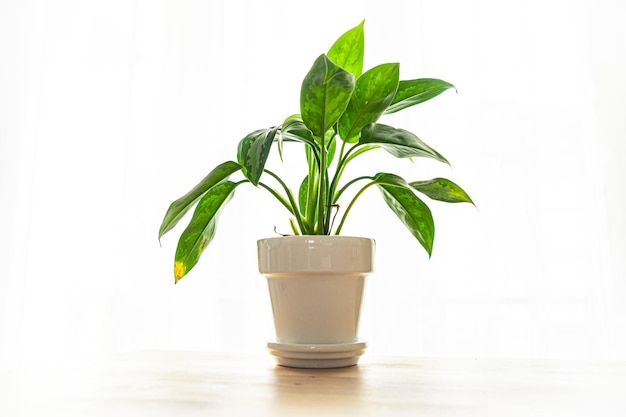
[1, 0, 625, 369]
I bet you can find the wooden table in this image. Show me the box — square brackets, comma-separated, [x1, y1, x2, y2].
[2, 351, 625, 416]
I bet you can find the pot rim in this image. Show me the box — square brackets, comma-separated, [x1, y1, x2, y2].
[257, 235, 375, 274]
[257, 234, 374, 242]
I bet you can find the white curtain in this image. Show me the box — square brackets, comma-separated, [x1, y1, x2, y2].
[1, 0, 625, 369]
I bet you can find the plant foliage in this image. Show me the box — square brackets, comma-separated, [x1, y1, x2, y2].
[159, 21, 474, 283]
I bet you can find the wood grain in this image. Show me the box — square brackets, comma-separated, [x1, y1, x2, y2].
[2, 352, 625, 416]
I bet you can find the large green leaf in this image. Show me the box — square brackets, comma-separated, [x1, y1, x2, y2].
[158, 161, 241, 241]
[385, 78, 456, 114]
[300, 54, 355, 138]
[237, 126, 279, 186]
[359, 123, 449, 164]
[410, 178, 474, 205]
[174, 181, 239, 283]
[338, 63, 399, 143]
[376, 176, 435, 256]
[327, 20, 365, 77]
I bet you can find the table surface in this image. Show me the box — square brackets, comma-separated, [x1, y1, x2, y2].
[2, 351, 626, 416]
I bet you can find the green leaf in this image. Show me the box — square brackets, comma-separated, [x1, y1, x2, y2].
[373, 172, 411, 188]
[359, 123, 450, 164]
[174, 181, 239, 283]
[282, 131, 319, 155]
[280, 115, 319, 163]
[298, 175, 309, 217]
[237, 127, 279, 186]
[281, 115, 316, 144]
[385, 78, 456, 114]
[338, 63, 399, 143]
[158, 161, 241, 241]
[327, 20, 365, 78]
[410, 178, 474, 205]
[300, 54, 355, 138]
[377, 179, 435, 256]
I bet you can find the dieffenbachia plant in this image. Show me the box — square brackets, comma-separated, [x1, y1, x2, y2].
[159, 21, 474, 283]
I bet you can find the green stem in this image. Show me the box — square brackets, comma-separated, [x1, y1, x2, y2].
[263, 169, 306, 234]
[343, 143, 377, 167]
[289, 218, 300, 235]
[323, 135, 340, 233]
[318, 135, 328, 234]
[334, 175, 373, 202]
[305, 149, 318, 234]
[325, 142, 345, 219]
[327, 142, 361, 208]
[336, 139, 348, 172]
[334, 181, 376, 235]
[258, 183, 293, 214]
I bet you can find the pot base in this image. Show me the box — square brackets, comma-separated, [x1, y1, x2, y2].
[267, 339, 367, 368]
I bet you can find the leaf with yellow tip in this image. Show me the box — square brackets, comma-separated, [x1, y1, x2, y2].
[173, 181, 239, 282]
[174, 262, 186, 284]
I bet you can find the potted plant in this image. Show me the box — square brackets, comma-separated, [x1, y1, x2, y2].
[159, 21, 474, 368]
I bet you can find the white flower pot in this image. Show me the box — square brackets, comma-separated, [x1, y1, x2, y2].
[257, 235, 375, 368]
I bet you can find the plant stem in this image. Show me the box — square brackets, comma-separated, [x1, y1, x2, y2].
[305, 149, 318, 234]
[326, 142, 364, 233]
[338, 138, 348, 162]
[326, 141, 347, 224]
[327, 142, 362, 208]
[262, 169, 306, 234]
[289, 218, 300, 235]
[318, 134, 328, 234]
[334, 181, 376, 235]
[258, 183, 293, 214]
[333, 175, 373, 202]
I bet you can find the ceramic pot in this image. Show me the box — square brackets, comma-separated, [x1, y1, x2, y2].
[257, 235, 375, 367]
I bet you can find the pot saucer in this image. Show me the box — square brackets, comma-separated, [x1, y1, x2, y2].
[267, 339, 367, 368]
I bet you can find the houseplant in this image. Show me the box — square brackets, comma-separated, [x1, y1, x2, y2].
[159, 21, 473, 367]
